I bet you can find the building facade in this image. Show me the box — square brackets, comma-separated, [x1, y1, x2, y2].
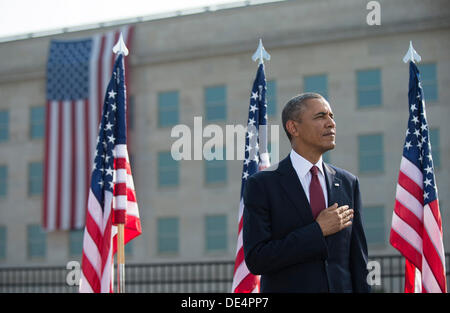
[0, 0, 449, 268]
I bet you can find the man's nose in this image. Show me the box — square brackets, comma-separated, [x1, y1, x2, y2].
[326, 116, 336, 128]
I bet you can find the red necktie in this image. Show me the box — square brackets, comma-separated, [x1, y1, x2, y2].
[309, 166, 326, 219]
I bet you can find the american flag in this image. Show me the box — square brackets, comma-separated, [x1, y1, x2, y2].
[390, 61, 446, 293]
[232, 63, 270, 293]
[79, 51, 141, 293]
[44, 26, 133, 231]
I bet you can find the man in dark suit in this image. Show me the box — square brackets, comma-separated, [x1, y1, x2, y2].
[243, 93, 370, 292]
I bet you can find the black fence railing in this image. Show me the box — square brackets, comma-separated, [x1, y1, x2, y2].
[0, 254, 449, 293]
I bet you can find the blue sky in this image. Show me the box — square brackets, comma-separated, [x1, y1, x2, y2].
[0, 0, 241, 38]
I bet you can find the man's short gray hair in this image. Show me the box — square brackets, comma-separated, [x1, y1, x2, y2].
[281, 92, 325, 141]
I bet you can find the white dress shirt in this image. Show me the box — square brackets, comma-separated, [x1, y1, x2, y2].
[290, 149, 328, 206]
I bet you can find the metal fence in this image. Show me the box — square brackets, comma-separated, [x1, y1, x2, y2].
[0, 254, 449, 293]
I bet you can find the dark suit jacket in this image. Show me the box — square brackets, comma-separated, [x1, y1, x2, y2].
[243, 155, 370, 293]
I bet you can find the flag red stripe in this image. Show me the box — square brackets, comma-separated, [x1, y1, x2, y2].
[114, 183, 127, 196]
[85, 211, 102, 252]
[233, 273, 259, 293]
[394, 200, 422, 236]
[112, 215, 141, 254]
[238, 216, 243, 233]
[127, 188, 136, 202]
[390, 228, 422, 269]
[428, 200, 443, 234]
[233, 246, 245, 274]
[82, 252, 101, 293]
[422, 228, 446, 292]
[100, 213, 113, 272]
[398, 171, 423, 205]
[114, 158, 130, 173]
[404, 259, 416, 293]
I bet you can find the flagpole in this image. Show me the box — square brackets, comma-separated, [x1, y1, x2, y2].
[113, 33, 129, 293]
[117, 224, 125, 293]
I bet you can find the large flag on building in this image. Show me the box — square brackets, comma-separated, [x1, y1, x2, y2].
[79, 51, 141, 293]
[390, 61, 446, 293]
[232, 63, 270, 293]
[44, 26, 133, 231]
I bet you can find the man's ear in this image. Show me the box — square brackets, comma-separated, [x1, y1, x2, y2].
[285, 120, 298, 139]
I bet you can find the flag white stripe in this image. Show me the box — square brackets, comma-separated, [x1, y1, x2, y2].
[114, 195, 128, 210]
[61, 100, 72, 230]
[102, 192, 113, 233]
[115, 169, 128, 182]
[423, 204, 445, 264]
[127, 174, 135, 190]
[421, 257, 441, 293]
[126, 201, 139, 217]
[391, 212, 423, 253]
[87, 189, 103, 229]
[114, 144, 128, 158]
[236, 230, 243, 257]
[395, 184, 423, 220]
[231, 261, 251, 292]
[82, 229, 102, 278]
[400, 156, 423, 188]
[100, 235, 113, 293]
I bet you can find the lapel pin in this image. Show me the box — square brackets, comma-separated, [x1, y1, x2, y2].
[334, 183, 340, 187]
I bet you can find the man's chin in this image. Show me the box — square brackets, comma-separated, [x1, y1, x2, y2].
[322, 143, 336, 153]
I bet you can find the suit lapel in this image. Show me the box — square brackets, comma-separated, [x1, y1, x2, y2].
[277, 156, 314, 223]
[323, 162, 342, 250]
[323, 162, 341, 207]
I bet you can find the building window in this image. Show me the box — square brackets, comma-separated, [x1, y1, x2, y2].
[418, 63, 437, 102]
[429, 128, 440, 169]
[0, 226, 6, 259]
[357, 69, 382, 108]
[363, 206, 385, 245]
[158, 151, 179, 187]
[205, 85, 226, 121]
[30, 106, 45, 139]
[0, 165, 7, 198]
[157, 217, 179, 254]
[28, 162, 43, 196]
[358, 134, 384, 173]
[204, 147, 227, 184]
[27, 224, 46, 259]
[266, 80, 277, 117]
[205, 215, 227, 252]
[304, 74, 328, 100]
[158, 91, 179, 128]
[69, 229, 83, 256]
[0, 110, 9, 142]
